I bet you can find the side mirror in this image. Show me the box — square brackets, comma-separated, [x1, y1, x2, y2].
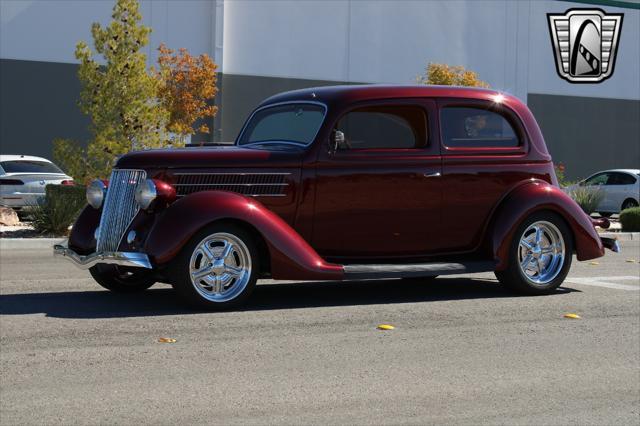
[330, 130, 348, 154]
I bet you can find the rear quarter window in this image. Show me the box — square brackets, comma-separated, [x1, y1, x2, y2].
[441, 107, 520, 148]
[609, 173, 638, 185]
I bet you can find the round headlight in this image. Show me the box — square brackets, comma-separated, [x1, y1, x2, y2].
[86, 179, 106, 209]
[135, 179, 157, 209]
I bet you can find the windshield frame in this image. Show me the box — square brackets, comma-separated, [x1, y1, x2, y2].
[236, 101, 328, 147]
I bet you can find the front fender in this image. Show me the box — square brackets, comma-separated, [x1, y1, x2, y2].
[68, 205, 101, 255]
[144, 191, 344, 280]
[489, 180, 604, 270]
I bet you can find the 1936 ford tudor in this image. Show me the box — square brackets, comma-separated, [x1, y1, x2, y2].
[54, 85, 619, 309]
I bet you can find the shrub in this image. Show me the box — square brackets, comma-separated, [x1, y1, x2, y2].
[29, 185, 86, 236]
[568, 187, 604, 215]
[418, 63, 489, 88]
[619, 207, 640, 232]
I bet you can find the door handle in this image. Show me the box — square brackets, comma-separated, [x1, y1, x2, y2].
[423, 172, 442, 178]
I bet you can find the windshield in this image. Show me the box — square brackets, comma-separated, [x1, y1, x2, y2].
[237, 103, 325, 146]
[0, 160, 64, 174]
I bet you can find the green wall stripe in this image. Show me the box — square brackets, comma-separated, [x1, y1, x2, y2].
[561, 0, 640, 10]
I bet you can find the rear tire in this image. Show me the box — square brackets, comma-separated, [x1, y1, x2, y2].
[168, 223, 259, 310]
[622, 199, 638, 211]
[495, 212, 573, 295]
[89, 264, 155, 293]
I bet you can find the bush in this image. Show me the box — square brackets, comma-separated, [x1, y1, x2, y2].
[568, 187, 604, 215]
[620, 207, 640, 232]
[418, 63, 489, 87]
[28, 184, 86, 236]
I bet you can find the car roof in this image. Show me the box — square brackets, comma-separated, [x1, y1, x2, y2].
[260, 84, 517, 108]
[0, 155, 53, 163]
[592, 169, 640, 175]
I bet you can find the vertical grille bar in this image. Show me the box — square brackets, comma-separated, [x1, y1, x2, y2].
[96, 169, 146, 252]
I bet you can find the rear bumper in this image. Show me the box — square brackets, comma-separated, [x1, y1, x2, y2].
[53, 242, 152, 269]
[1, 193, 44, 208]
[600, 236, 621, 253]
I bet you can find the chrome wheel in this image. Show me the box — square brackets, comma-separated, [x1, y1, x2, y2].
[517, 221, 566, 286]
[189, 232, 252, 302]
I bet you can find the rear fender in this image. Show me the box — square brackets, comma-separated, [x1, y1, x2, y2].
[144, 191, 344, 280]
[488, 180, 604, 270]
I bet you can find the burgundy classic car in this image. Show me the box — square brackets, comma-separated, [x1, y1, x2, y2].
[54, 85, 619, 308]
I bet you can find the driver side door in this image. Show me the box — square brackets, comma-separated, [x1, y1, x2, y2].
[311, 99, 442, 260]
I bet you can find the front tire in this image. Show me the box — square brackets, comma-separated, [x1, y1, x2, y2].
[169, 223, 259, 310]
[89, 264, 156, 293]
[495, 212, 573, 295]
[622, 199, 639, 211]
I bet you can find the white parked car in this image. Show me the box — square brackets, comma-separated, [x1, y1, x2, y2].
[567, 169, 640, 217]
[0, 155, 74, 213]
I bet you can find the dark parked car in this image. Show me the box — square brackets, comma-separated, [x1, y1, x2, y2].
[55, 85, 618, 309]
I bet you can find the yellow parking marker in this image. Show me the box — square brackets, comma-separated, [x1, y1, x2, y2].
[377, 324, 395, 330]
[563, 313, 581, 319]
[589, 261, 599, 265]
[157, 337, 177, 343]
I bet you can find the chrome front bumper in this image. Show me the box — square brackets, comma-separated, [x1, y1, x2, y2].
[53, 242, 152, 269]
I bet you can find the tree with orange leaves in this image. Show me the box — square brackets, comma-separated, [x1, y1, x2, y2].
[418, 63, 489, 88]
[155, 43, 218, 144]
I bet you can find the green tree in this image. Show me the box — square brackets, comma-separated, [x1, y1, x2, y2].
[418, 63, 489, 88]
[57, 0, 169, 180]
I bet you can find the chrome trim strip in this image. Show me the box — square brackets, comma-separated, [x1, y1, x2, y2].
[173, 183, 289, 187]
[172, 172, 292, 176]
[175, 194, 287, 198]
[54, 243, 152, 270]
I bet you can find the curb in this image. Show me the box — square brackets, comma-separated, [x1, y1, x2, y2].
[0, 238, 65, 250]
[598, 232, 638, 241]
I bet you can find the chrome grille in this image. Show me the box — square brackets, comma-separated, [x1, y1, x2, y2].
[97, 169, 146, 252]
[173, 173, 289, 197]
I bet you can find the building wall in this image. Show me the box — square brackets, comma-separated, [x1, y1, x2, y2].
[0, 0, 221, 158]
[1, 0, 638, 179]
[528, 93, 640, 179]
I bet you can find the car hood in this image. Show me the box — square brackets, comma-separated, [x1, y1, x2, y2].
[115, 144, 305, 170]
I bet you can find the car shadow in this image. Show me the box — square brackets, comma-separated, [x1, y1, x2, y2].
[0, 277, 579, 319]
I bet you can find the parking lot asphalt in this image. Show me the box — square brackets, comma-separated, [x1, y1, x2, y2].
[1, 242, 639, 425]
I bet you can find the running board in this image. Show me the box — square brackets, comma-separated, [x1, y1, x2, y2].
[343, 261, 496, 280]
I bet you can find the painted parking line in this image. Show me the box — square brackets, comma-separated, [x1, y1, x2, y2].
[565, 276, 640, 291]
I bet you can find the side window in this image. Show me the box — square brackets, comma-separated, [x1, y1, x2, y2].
[441, 107, 520, 148]
[608, 173, 637, 185]
[335, 105, 426, 150]
[584, 173, 610, 186]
